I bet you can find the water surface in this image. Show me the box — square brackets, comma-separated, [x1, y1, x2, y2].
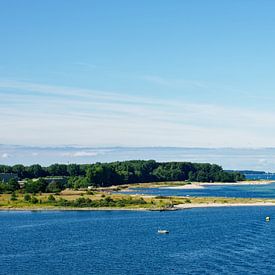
[0, 208, 275, 274]
[124, 182, 275, 198]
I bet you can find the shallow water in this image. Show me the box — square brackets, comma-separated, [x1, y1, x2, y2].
[0, 208, 275, 274]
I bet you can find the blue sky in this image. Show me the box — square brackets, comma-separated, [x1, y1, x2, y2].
[1, 0, 275, 148]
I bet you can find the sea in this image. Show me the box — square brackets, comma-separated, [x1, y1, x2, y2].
[1, 172, 275, 274]
[0, 208, 275, 275]
[121, 173, 275, 198]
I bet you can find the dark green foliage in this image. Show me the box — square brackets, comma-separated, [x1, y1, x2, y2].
[51, 196, 147, 208]
[0, 165, 13, 173]
[24, 193, 31, 201]
[31, 196, 38, 204]
[27, 165, 46, 178]
[47, 164, 68, 176]
[0, 160, 245, 193]
[67, 176, 89, 189]
[5, 179, 20, 192]
[12, 165, 28, 179]
[24, 179, 47, 194]
[46, 181, 62, 193]
[10, 192, 17, 201]
[0, 182, 6, 193]
[47, 194, 56, 202]
[67, 164, 82, 176]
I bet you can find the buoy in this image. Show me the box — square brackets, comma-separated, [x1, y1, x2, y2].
[158, 229, 169, 234]
[266, 216, 270, 222]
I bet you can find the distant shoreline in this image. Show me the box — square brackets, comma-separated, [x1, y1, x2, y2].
[163, 180, 275, 189]
[1, 180, 274, 212]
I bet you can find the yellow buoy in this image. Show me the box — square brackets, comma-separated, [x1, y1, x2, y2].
[266, 216, 270, 222]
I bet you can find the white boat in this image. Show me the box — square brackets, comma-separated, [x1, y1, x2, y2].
[158, 229, 169, 234]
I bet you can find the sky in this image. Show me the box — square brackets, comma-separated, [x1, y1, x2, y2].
[1, 1, 275, 159]
[2, 145, 275, 172]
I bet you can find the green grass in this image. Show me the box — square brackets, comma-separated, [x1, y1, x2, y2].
[1, 190, 275, 210]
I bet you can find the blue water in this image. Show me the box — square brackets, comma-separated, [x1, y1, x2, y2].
[123, 182, 275, 198]
[0, 209, 275, 275]
[245, 174, 275, 180]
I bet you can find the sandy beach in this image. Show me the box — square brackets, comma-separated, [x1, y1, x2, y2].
[164, 180, 275, 189]
[1, 199, 275, 212]
[175, 201, 275, 209]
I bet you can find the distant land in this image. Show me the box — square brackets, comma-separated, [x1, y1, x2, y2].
[1, 145, 275, 172]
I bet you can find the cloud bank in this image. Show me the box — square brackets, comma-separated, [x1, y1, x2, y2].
[1, 80, 275, 147]
[1, 145, 275, 172]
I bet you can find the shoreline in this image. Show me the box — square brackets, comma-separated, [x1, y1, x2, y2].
[164, 180, 275, 189]
[174, 202, 275, 209]
[0, 207, 150, 212]
[1, 201, 275, 212]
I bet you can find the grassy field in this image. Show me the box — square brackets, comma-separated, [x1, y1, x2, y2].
[0, 190, 174, 210]
[1, 189, 275, 210]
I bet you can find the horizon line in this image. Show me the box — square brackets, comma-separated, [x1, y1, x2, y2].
[2, 144, 275, 150]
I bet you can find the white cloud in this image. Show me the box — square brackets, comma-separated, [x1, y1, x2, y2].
[62, 151, 98, 157]
[1, 153, 10, 158]
[1, 80, 275, 147]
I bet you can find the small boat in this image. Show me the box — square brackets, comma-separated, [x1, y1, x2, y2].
[266, 216, 270, 222]
[158, 229, 169, 234]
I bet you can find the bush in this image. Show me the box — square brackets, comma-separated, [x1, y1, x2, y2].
[24, 193, 31, 201]
[10, 192, 17, 201]
[57, 198, 71, 207]
[31, 196, 39, 204]
[0, 183, 6, 193]
[47, 194, 56, 202]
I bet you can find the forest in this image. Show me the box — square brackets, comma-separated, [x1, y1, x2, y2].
[0, 160, 245, 193]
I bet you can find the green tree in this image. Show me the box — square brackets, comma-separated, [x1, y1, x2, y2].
[67, 164, 81, 176]
[46, 181, 62, 193]
[47, 164, 68, 176]
[27, 164, 46, 178]
[6, 179, 20, 192]
[12, 164, 27, 179]
[24, 178, 47, 193]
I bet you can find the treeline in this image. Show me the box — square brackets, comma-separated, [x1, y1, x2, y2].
[0, 164, 86, 179]
[0, 160, 245, 191]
